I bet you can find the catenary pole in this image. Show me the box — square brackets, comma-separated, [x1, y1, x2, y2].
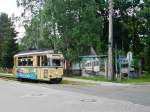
[108, 0, 114, 80]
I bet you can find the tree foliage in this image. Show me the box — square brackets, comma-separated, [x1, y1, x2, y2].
[19, 0, 105, 63]
[138, 0, 150, 70]
[0, 13, 18, 68]
[17, 0, 150, 69]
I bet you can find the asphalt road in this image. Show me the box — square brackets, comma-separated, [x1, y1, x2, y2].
[46, 83, 150, 107]
[0, 79, 150, 112]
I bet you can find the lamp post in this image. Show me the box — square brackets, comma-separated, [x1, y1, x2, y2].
[108, 0, 114, 80]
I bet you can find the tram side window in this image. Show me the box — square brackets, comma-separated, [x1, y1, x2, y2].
[22, 59, 27, 66]
[41, 56, 48, 66]
[52, 59, 61, 66]
[17, 57, 33, 66]
[47, 58, 51, 66]
[18, 59, 23, 66]
[28, 59, 33, 66]
[37, 56, 48, 66]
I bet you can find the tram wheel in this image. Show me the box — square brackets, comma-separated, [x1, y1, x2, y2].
[50, 78, 62, 84]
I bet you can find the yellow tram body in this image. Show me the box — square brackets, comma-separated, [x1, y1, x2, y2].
[13, 49, 64, 83]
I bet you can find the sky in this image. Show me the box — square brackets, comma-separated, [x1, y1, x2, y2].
[0, 0, 20, 16]
[0, 0, 24, 39]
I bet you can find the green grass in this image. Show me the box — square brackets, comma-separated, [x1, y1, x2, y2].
[61, 79, 96, 86]
[75, 75, 106, 82]
[74, 73, 150, 84]
[117, 73, 150, 84]
[0, 73, 16, 80]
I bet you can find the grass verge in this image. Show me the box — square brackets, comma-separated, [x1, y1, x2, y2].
[0, 73, 16, 80]
[61, 79, 96, 86]
[74, 73, 150, 84]
[74, 75, 106, 82]
[117, 73, 150, 84]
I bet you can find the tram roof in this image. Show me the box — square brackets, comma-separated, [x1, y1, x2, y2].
[14, 49, 62, 57]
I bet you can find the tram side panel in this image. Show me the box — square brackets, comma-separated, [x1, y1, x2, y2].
[14, 53, 64, 81]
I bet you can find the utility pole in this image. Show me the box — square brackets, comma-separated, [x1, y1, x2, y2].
[108, 0, 114, 80]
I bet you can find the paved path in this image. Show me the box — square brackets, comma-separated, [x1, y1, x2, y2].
[0, 79, 150, 112]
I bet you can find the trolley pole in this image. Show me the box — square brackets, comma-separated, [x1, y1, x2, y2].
[108, 0, 114, 80]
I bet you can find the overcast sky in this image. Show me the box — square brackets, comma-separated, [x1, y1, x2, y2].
[0, 0, 24, 39]
[0, 0, 20, 16]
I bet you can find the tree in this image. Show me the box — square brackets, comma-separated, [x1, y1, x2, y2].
[17, 0, 150, 72]
[0, 13, 18, 68]
[19, 0, 105, 64]
[138, 0, 150, 71]
[17, 0, 44, 17]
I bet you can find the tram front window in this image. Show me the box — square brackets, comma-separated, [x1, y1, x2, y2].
[52, 59, 61, 67]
